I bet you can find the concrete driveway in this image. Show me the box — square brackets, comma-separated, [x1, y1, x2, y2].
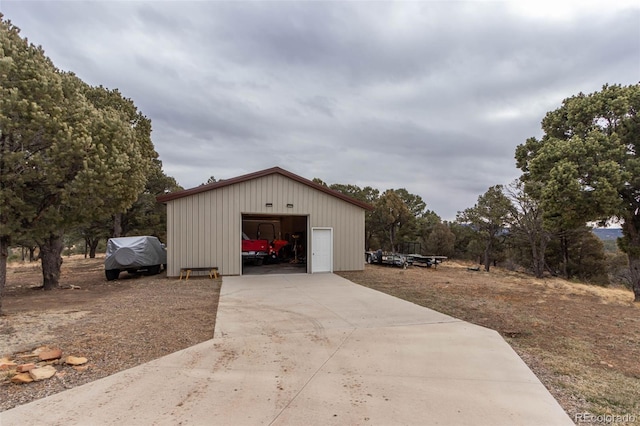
[1, 274, 573, 425]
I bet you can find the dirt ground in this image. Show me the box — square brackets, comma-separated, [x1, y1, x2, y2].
[339, 262, 640, 425]
[1, 256, 639, 424]
[0, 255, 220, 411]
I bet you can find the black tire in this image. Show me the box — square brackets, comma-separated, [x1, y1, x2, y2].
[147, 264, 161, 275]
[366, 254, 373, 264]
[105, 269, 120, 281]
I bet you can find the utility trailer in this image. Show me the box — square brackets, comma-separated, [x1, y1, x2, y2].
[365, 249, 408, 268]
[398, 242, 448, 268]
[407, 254, 448, 268]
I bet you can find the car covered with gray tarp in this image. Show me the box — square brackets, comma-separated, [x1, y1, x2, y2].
[104, 236, 167, 281]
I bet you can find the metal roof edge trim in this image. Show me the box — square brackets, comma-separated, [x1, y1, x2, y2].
[156, 166, 374, 211]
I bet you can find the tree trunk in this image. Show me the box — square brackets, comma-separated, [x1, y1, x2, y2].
[560, 234, 569, 279]
[483, 238, 492, 272]
[39, 234, 64, 290]
[89, 238, 99, 259]
[629, 254, 640, 302]
[113, 213, 122, 238]
[84, 237, 100, 259]
[621, 216, 640, 302]
[530, 237, 542, 278]
[531, 233, 549, 279]
[0, 236, 9, 315]
[389, 224, 396, 253]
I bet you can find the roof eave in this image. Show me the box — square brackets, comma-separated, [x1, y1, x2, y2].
[156, 166, 374, 211]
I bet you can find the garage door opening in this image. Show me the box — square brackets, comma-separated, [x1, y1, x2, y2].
[242, 215, 308, 275]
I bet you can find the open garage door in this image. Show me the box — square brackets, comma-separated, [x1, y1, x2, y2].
[242, 214, 308, 275]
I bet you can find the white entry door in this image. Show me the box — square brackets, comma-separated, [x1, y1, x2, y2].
[311, 228, 333, 273]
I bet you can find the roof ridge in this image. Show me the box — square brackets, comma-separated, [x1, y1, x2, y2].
[156, 166, 373, 211]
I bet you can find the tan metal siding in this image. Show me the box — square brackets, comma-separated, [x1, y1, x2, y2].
[165, 173, 366, 276]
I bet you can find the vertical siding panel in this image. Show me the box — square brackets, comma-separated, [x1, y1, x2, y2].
[231, 185, 237, 274]
[183, 199, 190, 268]
[228, 186, 234, 274]
[221, 187, 227, 274]
[212, 190, 219, 271]
[210, 191, 215, 272]
[227, 186, 232, 274]
[273, 175, 278, 208]
[182, 198, 187, 267]
[347, 206, 356, 269]
[257, 179, 263, 212]
[182, 200, 188, 270]
[191, 196, 197, 265]
[216, 190, 223, 274]
[227, 185, 234, 274]
[242, 181, 246, 212]
[248, 180, 255, 212]
[270, 175, 276, 208]
[352, 208, 359, 268]
[185, 197, 192, 266]
[253, 179, 258, 212]
[183, 198, 190, 267]
[178, 199, 185, 270]
[254, 179, 260, 213]
[175, 200, 181, 273]
[269, 175, 275, 208]
[229, 185, 234, 274]
[186, 198, 191, 268]
[190, 196, 196, 265]
[334, 197, 343, 270]
[166, 203, 175, 276]
[297, 181, 304, 215]
[198, 194, 205, 266]
[204, 192, 211, 267]
[233, 184, 241, 274]
[334, 198, 341, 271]
[283, 175, 288, 210]
[177, 201, 183, 272]
[174, 200, 181, 273]
[222, 186, 228, 274]
[245, 180, 250, 212]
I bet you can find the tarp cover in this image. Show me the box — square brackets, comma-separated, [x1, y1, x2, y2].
[105, 236, 167, 270]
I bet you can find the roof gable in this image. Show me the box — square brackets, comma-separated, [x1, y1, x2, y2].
[156, 166, 374, 211]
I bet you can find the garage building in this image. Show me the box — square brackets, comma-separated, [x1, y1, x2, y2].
[156, 167, 373, 276]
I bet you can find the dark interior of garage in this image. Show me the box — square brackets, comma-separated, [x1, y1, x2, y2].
[242, 215, 307, 275]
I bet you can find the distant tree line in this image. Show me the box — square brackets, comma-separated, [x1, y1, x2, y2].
[322, 83, 640, 302]
[315, 179, 608, 284]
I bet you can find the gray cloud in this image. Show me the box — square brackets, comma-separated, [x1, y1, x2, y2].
[2, 1, 638, 220]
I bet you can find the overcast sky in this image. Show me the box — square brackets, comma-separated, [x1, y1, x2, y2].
[2, 1, 638, 220]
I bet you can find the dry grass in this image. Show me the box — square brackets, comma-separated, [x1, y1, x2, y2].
[2, 256, 638, 423]
[1, 255, 220, 411]
[338, 261, 640, 425]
